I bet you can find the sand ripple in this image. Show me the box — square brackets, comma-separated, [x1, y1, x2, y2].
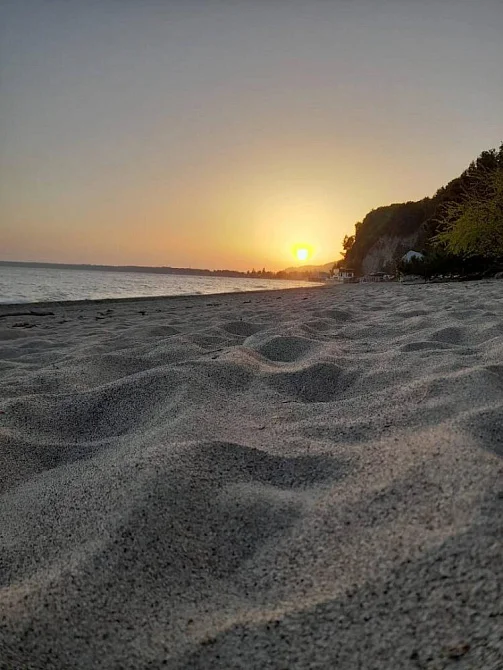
[1, 283, 502, 669]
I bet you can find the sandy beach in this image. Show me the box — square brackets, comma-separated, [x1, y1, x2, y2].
[0, 281, 502, 669]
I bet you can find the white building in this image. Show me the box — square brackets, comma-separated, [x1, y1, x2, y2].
[339, 268, 354, 279]
[402, 250, 424, 263]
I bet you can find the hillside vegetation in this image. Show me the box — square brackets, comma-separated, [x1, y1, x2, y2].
[342, 144, 503, 276]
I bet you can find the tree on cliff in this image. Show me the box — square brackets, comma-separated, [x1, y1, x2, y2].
[340, 143, 503, 275]
[342, 234, 355, 254]
[434, 146, 503, 259]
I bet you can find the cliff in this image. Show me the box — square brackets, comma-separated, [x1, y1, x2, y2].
[344, 199, 434, 274]
[359, 232, 422, 274]
[342, 146, 503, 275]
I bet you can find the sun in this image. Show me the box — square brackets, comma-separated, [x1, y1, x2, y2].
[296, 247, 309, 262]
[292, 243, 313, 263]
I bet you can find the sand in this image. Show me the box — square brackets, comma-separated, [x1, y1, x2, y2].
[0, 281, 502, 669]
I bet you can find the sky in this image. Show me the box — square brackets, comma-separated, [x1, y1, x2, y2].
[0, 0, 502, 271]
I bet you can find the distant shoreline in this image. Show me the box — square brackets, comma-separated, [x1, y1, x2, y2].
[0, 260, 308, 281]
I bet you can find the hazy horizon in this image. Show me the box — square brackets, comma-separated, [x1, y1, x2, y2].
[0, 258, 333, 272]
[1, 0, 502, 271]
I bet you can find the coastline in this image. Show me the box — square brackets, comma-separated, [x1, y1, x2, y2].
[1, 276, 497, 313]
[0, 284, 325, 314]
[1, 280, 502, 668]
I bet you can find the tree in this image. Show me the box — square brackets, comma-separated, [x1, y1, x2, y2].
[434, 165, 503, 258]
[342, 234, 355, 253]
[337, 143, 503, 275]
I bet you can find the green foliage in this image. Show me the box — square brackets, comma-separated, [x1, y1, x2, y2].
[434, 166, 503, 258]
[397, 251, 456, 278]
[396, 250, 496, 279]
[342, 143, 503, 275]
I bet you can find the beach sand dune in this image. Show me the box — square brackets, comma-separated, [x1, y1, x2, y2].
[0, 282, 502, 669]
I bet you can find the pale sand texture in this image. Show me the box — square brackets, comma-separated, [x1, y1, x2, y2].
[0, 282, 502, 669]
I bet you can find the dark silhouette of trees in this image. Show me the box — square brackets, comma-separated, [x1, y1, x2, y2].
[341, 143, 503, 276]
[342, 235, 355, 253]
[433, 145, 503, 259]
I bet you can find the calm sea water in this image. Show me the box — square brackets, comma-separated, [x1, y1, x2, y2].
[0, 266, 318, 304]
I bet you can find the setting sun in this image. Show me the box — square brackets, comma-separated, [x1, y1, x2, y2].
[295, 246, 310, 262]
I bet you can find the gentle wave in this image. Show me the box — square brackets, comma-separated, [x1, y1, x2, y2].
[0, 266, 319, 304]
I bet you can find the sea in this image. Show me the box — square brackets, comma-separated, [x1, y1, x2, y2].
[0, 265, 318, 304]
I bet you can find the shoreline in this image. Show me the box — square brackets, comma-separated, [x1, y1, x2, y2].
[0, 283, 326, 314]
[1, 275, 498, 312]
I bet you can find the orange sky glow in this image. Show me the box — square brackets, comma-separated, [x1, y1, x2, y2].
[1, 2, 502, 271]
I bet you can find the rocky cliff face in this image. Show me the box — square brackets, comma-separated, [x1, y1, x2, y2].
[344, 199, 433, 275]
[360, 232, 421, 274]
[342, 145, 503, 276]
